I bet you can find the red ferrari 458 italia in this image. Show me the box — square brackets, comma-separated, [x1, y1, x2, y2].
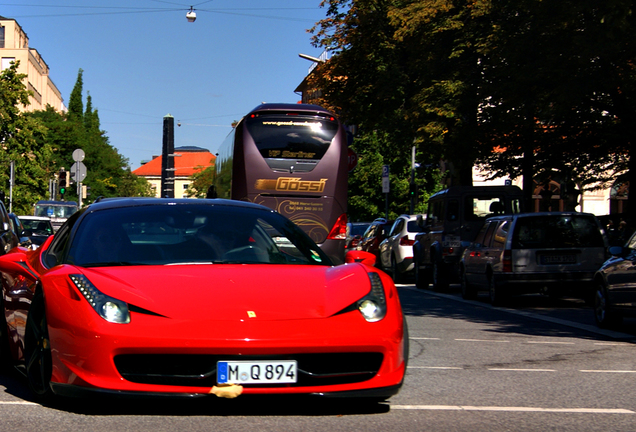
[0, 198, 407, 402]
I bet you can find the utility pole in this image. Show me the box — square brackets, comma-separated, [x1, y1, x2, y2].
[161, 114, 175, 198]
[410, 146, 416, 215]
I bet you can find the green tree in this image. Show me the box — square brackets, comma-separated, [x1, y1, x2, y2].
[188, 163, 216, 198]
[63, 69, 151, 202]
[0, 61, 54, 214]
[311, 0, 636, 213]
[476, 0, 634, 210]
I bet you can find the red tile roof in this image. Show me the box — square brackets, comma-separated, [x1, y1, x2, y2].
[133, 150, 216, 177]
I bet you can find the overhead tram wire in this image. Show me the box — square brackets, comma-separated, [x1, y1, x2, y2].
[0, 3, 320, 22]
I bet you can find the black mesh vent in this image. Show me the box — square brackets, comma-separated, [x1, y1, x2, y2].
[114, 352, 383, 387]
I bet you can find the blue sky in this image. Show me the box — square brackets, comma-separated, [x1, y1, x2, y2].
[1, 1, 329, 170]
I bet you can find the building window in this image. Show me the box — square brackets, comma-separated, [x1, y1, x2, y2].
[0, 27, 4, 48]
[1, 57, 14, 70]
[1, 57, 15, 71]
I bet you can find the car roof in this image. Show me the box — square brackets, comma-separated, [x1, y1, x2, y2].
[429, 185, 523, 200]
[35, 200, 78, 206]
[19, 215, 51, 220]
[88, 197, 274, 213]
[485, 211, 599, 222]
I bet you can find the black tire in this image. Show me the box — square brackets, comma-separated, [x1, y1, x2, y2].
[0, 297, 13, 371]
[24, 289, 54, 402]
[391, 256, 404, 284]
[460, 267, 478, 300]
[489, 276, 506, 306]
[432, 260, 449, 292]
[594, 282, 622, 329]
[414, 263, 428, 289]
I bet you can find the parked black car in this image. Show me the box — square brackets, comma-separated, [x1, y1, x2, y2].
[357, 218, 394, 267]
[0, 202, 19, 254]
[345, 221, 371, 252]
[8, 213, 31, 248]
[594, 230, 636, 328]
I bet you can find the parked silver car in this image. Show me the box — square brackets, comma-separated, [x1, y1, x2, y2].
[378, 214, 423, 283]
[460, 212, 608, 305]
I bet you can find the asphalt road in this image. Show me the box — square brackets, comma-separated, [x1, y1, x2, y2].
[0, 282, 634, 431]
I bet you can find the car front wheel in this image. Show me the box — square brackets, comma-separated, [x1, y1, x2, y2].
[432, 260, 449, 292]
[25, 289, 54, 402]
[594, 282, 621, 329]
[461, 267, 478, 300]
[391, 256, 404, 284]
[414, 262, 428, 290]
[489, 276, 506, 306]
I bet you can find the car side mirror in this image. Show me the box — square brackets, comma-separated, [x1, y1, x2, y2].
[0, 222, 8, 232]
[345, 250, 377, 267]
[608, 246, 624, 257]
[416, 214, 425, 227]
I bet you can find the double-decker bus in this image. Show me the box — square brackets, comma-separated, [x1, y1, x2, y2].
[214, 103, 348, 263]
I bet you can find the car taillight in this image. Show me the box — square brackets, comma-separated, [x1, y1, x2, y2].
[502, 249, 512, 272]
[327, 214, 348, 240]
[399, 236, 415, 246]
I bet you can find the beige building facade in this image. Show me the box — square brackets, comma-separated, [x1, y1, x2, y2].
[0, 16, 65, 112]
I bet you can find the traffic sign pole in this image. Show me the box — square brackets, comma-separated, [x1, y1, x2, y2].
[72, 149, 87, 207]
[382, 165, 390, 219]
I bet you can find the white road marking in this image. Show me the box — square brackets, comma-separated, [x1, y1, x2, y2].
[488, 368, 556, 372]
[410, 337, 441, 340]
[0, 401, 38, 406]
[454, 339, 510, 343]
[580, 370, 636, 373]
[594, 342, 630, 346]
[408, 366, 463, 370]
[391, 405, 635, 414]
[525, 341, 575, 345]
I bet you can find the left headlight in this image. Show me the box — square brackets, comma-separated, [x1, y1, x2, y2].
[358, 272, 387, 322]
[69, 274, 131, 324]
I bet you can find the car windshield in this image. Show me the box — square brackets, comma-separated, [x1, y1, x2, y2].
[21, 219, 54, 235]
[511, 215, 604, 249]
[67, 204, 332, 267]
[35, 204, 78, 218]
[349, 224, 368, 237]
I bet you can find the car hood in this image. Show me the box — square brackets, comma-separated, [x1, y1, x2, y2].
[75, 264, 374, 321]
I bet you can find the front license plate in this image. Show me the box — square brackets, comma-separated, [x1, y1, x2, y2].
[217, 360, 297, 384]
[540, 254, 577, 265]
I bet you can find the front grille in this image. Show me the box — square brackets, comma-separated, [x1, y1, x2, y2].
[114, 353, 384, 387]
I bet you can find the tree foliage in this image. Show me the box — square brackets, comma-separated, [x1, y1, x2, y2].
[187, 163, 216, 199]
[0, 61, 54, 214]
[29, 69, 153, 206]
[310, 0, 636, 215]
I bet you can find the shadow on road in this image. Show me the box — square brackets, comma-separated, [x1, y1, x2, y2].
[398, 283, 636, 342]
[41, 393, 392, 416]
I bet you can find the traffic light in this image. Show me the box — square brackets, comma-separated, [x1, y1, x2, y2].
[409, 183, 419, 206]
[58, 169, 67, 197]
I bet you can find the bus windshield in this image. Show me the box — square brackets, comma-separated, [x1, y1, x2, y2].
[246, 114, 339, 172]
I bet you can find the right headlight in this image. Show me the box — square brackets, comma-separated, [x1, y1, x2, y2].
[69, 274, 131, 324]
[357, 272, 387, 322]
